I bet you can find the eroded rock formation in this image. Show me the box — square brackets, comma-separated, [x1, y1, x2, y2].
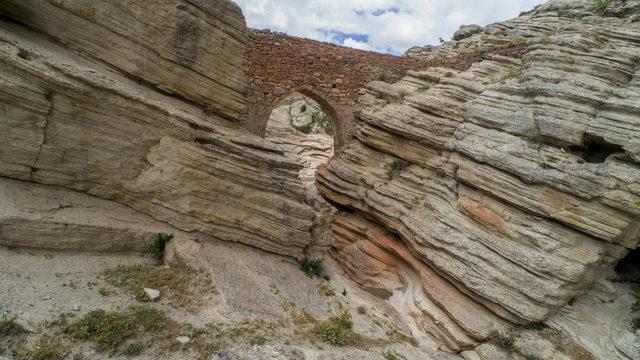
[317, 1, 640, 357]
[0, 0, 326, 260]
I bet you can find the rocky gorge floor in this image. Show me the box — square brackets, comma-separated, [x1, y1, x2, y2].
[0, 239, 445, 360]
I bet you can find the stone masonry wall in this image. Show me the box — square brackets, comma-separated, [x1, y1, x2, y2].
[244, 29, 528, 149]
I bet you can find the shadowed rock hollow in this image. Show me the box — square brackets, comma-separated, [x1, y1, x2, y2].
[0, 0, 639, 359]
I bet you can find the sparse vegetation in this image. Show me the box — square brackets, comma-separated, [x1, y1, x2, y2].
[151, 233, 173, 260]
[370, 62, 404, 83]
[103, 264, 214, 312]
[490, 330, 515, 351]
[98, 287, 109, 296]
[249, 335, 266, 346]
[1, 318, 26, 338]
[444, 71, 454, 78]
[631, 291, 640, 330]
[292, 122, 313, 134]
[312, 309, 354, 345]
[122, 342, 144, 356]
[524, 322, 548, 330]
[594, 0, 612, 14]
[65, 306, 171, 355]
[384, 350, 401, 360]
[14, 338, 68, 360]
[387, 158, 410, 178]
[312, 112, 332, 135]
[299, 259, 324, 278]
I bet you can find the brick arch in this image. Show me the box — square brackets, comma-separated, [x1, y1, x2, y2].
[243, 29, 529, 150]
[264, 85, 351, 150]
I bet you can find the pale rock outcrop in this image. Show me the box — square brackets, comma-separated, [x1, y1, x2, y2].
[266, 95, 336, 258]
[0, 1, 324, 260]
[452, 25, 483, 41]
[0, 177, 174, 252]
[318, 1, 640, 356]
[0, 0, 247, 120]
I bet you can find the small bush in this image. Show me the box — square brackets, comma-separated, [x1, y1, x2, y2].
[388, 159, 410, 178]
[299, 104, 307, 113]
[66, 309, 135, 353]
[633, 317, 640, 330]
[299, 260, 324, 278]
[151, 233, 173, 260]
[594, 0, 612, 13]
[384, 350, 400, 360]
[0, 318, 26, 338]
[98, 287, 109, 296]
[16, 338, 67, 360]
[103, 264, 214, 312]
[496, 334, 515, 351]
[357, 306, 366, 315]
[313, 112, 332, 135]
[292, 122, 313, 134]
[249, 335, 266, 346]
[524, 322, 548, 331]
[312, 309, 353, 345]
[122, 342, 144, 356]
[65, 307, 169, 354]
[444, 71, 454, 78]
[632, 292, 640, 312]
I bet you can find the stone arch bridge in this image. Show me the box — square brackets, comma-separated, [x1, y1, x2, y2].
[242, 30, 527, 149]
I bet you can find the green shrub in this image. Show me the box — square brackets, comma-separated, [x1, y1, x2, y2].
[299, 104, 307, 113]
[632, 292, 640, 312]
[388, 159, 410, 178]
[65, 307, 169, 354]
[312, 309, 353, 345]
[496, 334, 515, 350]
[151, 233, 173, 260]
[121, 342, 144, 356]
[299, 260, 323, 278]
[249, 335, 266, 346]
[0, 318, 26, 338]
[594, 0, 612, 13]
[16, 338, 67, 360]
[292, 122, 313, 134]
[357, 306, 366, 315]
[384, 350, 400, 360]
[313, 112, 332, 135]
[524, 322, 548, 330]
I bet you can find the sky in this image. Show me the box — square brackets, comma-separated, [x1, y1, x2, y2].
[233, 0, 543, 54]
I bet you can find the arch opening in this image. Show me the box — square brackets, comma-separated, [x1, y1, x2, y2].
[265, 92, 335, 186]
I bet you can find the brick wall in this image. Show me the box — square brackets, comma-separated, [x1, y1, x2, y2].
[244, 29, 527, 149]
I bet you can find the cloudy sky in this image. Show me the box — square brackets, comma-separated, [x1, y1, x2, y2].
[233, 0, 543, 54]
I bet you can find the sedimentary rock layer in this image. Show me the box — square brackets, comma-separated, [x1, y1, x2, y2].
[0, 2, 318, 259]
[0, 0, 248, 120]
[0, 177, 175, 252]
[318, 1, 640, 353]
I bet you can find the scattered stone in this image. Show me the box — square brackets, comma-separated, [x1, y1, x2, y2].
[452, 24, 483, 40]
[143, 288, 160, 301]
[175, 336, 191, 344]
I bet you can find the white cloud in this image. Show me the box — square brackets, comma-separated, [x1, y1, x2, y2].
[232, 0, 543, 54]
[343, 38, 375, 51]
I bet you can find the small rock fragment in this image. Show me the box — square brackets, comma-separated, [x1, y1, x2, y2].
[143, 288, 160, 301]
[176, 336, 191, 344]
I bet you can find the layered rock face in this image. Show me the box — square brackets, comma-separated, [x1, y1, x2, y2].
[318, 0, 640, 356]
[265, 95, 336, 257]
[0, 0, 323, 260]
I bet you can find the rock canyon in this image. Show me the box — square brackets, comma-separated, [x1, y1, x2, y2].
[0, 0, 639, 359]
